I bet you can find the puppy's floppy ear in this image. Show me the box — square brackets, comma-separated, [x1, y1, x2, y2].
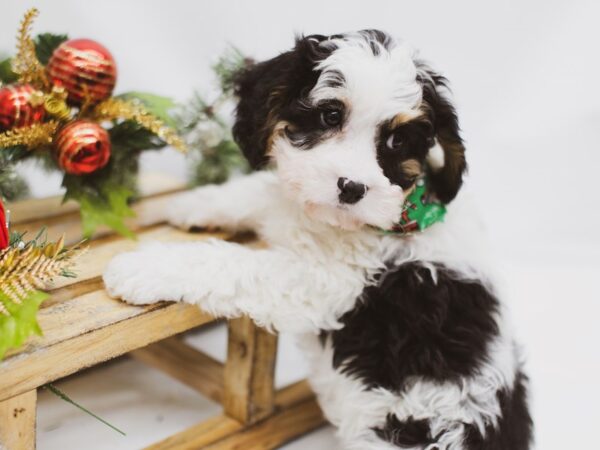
[233, 36, 333, 169]
[417, 65, 467, 204]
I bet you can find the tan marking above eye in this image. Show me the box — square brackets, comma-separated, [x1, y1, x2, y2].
[390, 110, 425, 128]
[400, 159, 423, 178]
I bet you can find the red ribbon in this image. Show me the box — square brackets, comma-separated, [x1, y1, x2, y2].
[0, 199, 9, 250]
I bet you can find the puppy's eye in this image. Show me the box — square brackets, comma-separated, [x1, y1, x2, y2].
[321, 109, 342, 127]
[386, 133, 403, 150]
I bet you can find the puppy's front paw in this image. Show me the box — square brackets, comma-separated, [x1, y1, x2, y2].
[103, 246, 181, 305]
[165, 186, 226, 231]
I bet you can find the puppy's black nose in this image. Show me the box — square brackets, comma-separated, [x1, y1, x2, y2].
[338, 177, 367, 204]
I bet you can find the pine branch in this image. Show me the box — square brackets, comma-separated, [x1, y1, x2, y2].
[44, 384, 126, 436]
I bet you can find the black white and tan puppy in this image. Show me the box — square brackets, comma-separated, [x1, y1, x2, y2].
[104, 30, 533, 449]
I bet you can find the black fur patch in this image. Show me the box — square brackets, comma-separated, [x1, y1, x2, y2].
[327, 262, 500, 390]
[377, 118, 434, 189]
[463, 371, 533, 450]
[416, 64, 467, 204]
[233, 35, 336, 168]
[282, 98, 346, 149]
[374, 415, 436, 447]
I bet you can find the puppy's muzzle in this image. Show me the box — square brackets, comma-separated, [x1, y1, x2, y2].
[338, 177, 368, 204]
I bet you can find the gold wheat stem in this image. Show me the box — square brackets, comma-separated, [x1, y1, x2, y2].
[11, 8, 48, 88]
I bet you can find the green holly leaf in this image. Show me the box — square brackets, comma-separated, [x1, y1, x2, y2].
[34, 33, 68, 65]
[0, 290, 48, 360]
[78, 184, 136, 239]
[117, 92, 178, 127]
[0, 58, 18, 84]
[64, 178, 136, 239]
[109, 120, 166, 154]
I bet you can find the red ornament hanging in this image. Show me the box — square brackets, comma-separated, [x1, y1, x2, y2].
[0, 199, 9, 250]
[54, 120, 111, 175]
[46, 39, 117, 106]
[0, 84, 46, 131]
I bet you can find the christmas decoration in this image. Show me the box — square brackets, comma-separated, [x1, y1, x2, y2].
[0, 230, 84, 359]
[55, 120, 111, 175]
[178, 47, 251, 186]
[383, 177, 447, 235]
[0, 121, 58, 149]
[0, 8, 187, 237]
[0, 84, 46, 131]
[0, 147, 29, 201]
[46, 38, 117, 105]
[0, 199, 8, 250]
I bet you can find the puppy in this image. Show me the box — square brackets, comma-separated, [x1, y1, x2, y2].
[104, 30, 533, 449]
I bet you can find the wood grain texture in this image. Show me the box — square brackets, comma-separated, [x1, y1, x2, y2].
[144, 415, 243, 450]
[131, 337, 224, 403]
[223, 317, 278, 424]
[0, 302, 214, 402]
[145, 381, 324, 450]
[206, 399, 324, 450]
[0, 389, 37, 450]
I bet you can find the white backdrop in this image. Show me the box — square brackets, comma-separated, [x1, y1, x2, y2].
[2, 1, 599, 449]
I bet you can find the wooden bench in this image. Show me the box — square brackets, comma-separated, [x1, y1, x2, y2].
[0, 175, 325, 449]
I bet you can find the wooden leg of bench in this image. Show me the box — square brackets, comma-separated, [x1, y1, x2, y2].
[223, 317, 278, 424]
[131, 337, 224, 404]
[145, 381, 325, 450]
[0, 390, 37, 450]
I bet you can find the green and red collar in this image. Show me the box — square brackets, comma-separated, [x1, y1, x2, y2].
[379, 177, 446, 235]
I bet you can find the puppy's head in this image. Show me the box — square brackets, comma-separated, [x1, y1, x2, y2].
[233, 30, 466, 230]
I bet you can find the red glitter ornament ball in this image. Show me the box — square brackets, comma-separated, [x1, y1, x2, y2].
[54, 120, 111, 175]
[46, 39, 117, 105]
[0, 84, 45, 131]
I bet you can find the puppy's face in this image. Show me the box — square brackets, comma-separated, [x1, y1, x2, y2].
[234, 31, 466, 230]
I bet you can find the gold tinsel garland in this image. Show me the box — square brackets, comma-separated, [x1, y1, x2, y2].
[0, 236, 84, 315]
[93, 98, 187, 152]
[11, 8, 48, 88]
[0, 121, 59, 149]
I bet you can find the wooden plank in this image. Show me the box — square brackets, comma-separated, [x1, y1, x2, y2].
[9, 190, 190, 246]
[5, 290, 167, 358]
[223, 317, 278, 424]
[131, 338, 224, 403]
[0, 389, 37, 450]
[206, 398, 324, 450]
[272, 380, 314, 408]
[145, 415, 243, 450]
[47, 225, 228, 292]
[0, 302, 214, 402]
[145, 380, 322, 450]
[7, 172, 186, 225]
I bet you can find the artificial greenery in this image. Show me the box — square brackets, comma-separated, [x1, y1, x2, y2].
[178, 47, 251, 187]
[34, 33, 68, 65]
[0, 146, 29, 201]
[44, 384, 126, 436]
[0, 229, 81, 360]
[0, 290, 47, 360]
